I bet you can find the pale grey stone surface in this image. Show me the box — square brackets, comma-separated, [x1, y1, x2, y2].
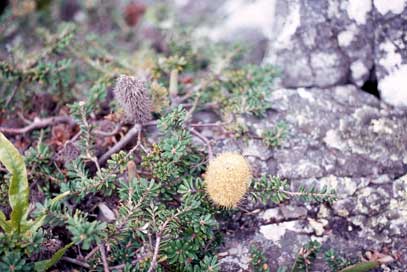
[214, 85, 407, 271]
[177, 0, 407, 108]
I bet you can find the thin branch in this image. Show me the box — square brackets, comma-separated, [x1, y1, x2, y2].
[0, 116, 75, 135]
[169, 69, 179, 106]
[176, 89, 195, 104]
[189, 128, 213, 160]
[17, 112, 32, 125]
[5, 81, 20, 107]
[280, 189, 336, 199]
[61, 257, 91, 269]
[68, 47, 113, 75]
[98, 123, 141, 165]
[147, 208, 191, 272]
[85, 246, 100, 260]
[93, 124, 122, 137]
[98, 121, 157, 165]
[90, 155, 102, 175]
[143, 120, 158, 126]
[66, 131, 81, 145]
[99, 243, 110, 272]
[126, 128, 142, 159]
[190, 122, 227, 128]
[147, 234, 162, 272]
[109, 258, 140, 271]
[185, 91, 201, 121]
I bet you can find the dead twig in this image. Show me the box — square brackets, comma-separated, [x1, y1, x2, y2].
[126, 128, 142, 159]
[185, 91, 201, 121]
[61, 257, 91, 269]
[17, 112, 32, 125]
[189, 128, 213, 160]
[109, 258, 140, 271]
[98, 123, 142, 165]
[147, 209, 189, 272]
[190, 122, 228, 128]
[5, 82, 20, 107]
[99, 243, 110, 272]
[0, 116, 75, 135]
[85, 246, 100, 260]
[98, 121, 157, 165]
[93, 124, 122, 137]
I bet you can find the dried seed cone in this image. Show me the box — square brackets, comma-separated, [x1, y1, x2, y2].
[113, 75, 152, 124]
[204, 152, 251, 208]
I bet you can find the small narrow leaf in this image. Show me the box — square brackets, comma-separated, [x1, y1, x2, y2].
[339, 261, 380, 272]
[0, 210, 10, 233]
[34, 242, 74, 271]
[22, 191, 71, 234]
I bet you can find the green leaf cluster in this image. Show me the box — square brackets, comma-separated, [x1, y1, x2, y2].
[250, 175, 337, 205]
[0, 133, 72, 271]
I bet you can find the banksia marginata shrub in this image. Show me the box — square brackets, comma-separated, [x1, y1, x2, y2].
[204, 152, 252, 208]
[113, 75, 152, 124]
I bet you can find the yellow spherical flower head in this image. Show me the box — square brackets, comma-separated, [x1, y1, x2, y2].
[204, 152, 252, 208]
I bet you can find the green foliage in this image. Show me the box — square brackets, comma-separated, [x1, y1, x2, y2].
[24, 132, 64, 190]
[324, 249, 353, 271]
[283, 243, 392, 272]
[67, 212, 106, 250]
[250, 175, 336, 205]
[0, 133, 72, 270]
[0, 251, 32, 272]
[144, 106, 204, 185]
[196, 255, 219, 272]
[250, 245, 270, 272]
[338, 261, 380, 272]
[33, 242, 75, 272]
[157, 105, 187, 132]
[0, 23, 76, 108]
[290, 240, 321, 272]
[208, 64, 277, 117]
[159, 55, 187, 73]
[0, 132, 29, 234]
[262, 122, 288, 148]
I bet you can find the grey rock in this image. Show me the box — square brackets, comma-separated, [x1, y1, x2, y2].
[373, 1, 407, 108]
[97, 203, 116, 223]
[174, 0, 271, 64]
[355, 187, 390, 215]
[219, 240, 251, 271]
[259, 208, 283, 222]
[179, 0, 407, 108]
[333, 198, 356, 217]
[265, 0, 407, 107]
[317, 204, 331, 219]
[264, 0, 374, 88]
[280, 206, 308, 220]
[215, 85, 407, 271]
[259, 220, 313, 245]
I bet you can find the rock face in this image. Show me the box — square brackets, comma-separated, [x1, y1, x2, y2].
[374, 1, 407, 108]
[211, 85, 407, 271]
[174, 0, 273, 65]
[179, 0, 407, 108]
[265, 0, 374, 89]
[264, 0, 407, 108]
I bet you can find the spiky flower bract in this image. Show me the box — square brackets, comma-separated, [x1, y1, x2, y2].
[204, 152, 251, 208]
[113, 75, 152, 124]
